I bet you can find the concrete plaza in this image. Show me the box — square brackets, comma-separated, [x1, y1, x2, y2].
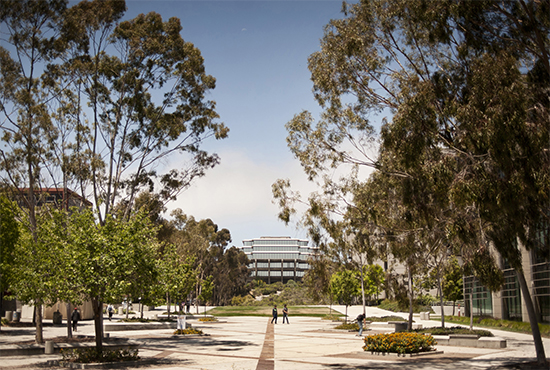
[1, 305, 548, 369]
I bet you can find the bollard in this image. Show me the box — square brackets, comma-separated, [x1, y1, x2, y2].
[45, 341, 54, 354]
[5, 311, 13, 322]
[118, 307, 123, 315]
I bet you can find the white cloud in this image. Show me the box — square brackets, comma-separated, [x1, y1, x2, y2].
[165, 142, 378, 247]
[166, 149, 316, 245]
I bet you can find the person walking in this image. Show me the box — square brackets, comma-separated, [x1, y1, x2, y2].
[356, 313, 365, 336]
[107, 304, 114, 321]
[271, 305, 278, 324]
[282, 304, 289, 324]
[71, 307, 81, 332]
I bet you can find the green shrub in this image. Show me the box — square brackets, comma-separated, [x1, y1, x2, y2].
[121, 317, 150, 323]
[1, 318, 8, 326]
[413, 326, 493, 337]
[363, 332, 436, 354]
[61, 348, 139, 363]
[335, 322, 359, 331]
[323, 314, 343, 321]
[377, 299, 433, 314]
[231, 295, 256, 306]
[173, 328, 203, 335]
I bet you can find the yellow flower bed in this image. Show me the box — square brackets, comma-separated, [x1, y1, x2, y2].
[173, 328, 203, 335]
[198, 317, 218, 322]
[363, 332, 436, 354]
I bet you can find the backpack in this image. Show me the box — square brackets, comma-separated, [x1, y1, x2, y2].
[356, 314, 365, 321]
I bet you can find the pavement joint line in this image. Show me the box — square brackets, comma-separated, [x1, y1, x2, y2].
[255, 318, 274, 370]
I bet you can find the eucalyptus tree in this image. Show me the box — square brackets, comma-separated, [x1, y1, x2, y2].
[57, 1, 229, 224]
[0, 0, 69, 342]
[1, 0, 228, 346]
[274, 0, 548, 363]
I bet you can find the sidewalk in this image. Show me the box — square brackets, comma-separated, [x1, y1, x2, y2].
[1, 305, 548, 369]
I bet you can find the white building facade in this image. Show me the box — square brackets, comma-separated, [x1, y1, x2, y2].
[241, 236, 317, 284]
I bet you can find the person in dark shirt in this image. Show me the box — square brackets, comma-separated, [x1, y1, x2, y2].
[271, 305, 278, 324]
[71, 308, 81, 331]
[282, 304, 289, 324]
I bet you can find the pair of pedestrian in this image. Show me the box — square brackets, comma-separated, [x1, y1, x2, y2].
[271, 304, 289, 324]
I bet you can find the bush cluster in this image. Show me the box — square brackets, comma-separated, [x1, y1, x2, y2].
[173, 328, 203, 335]
[61, 348, 139, 363]
[121, 317, 150, 323]
[334, 322, 360, 331]
[363, 332, 436, 354]
[413, 326, 493, 337]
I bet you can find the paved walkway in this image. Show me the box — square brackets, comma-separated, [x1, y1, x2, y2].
[1, 305, 549, 369]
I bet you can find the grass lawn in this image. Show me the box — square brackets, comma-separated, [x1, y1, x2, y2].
[207, 306, 343, 317]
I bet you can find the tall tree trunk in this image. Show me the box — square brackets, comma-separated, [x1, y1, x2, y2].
[516, 268, 547, 366]
[437, 272, 445, 328]
[66, 303, 72, 338]
[166, 293, 171, 319]
[92, 297, 103, 355]
[35, 303, 44, 344]
[407, 263, 414, 331]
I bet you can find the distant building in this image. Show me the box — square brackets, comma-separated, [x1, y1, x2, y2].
[16, 187, 92, 210]
[241, 236, 318, 284]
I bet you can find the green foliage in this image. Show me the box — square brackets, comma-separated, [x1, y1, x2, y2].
[442, 257, 463, 304]
[364, 264, 385, 300]
[61, 348, 139, 363]
[363, 333, 437, 354]
[378, 299, 432, 314]
[334, 322, 359, 331]
[273, 0, 549, 362]
[230, 295, 256, 306]
[329, 270, 361, 307]
[412, 326, 493, 337]
[0, 196, 20, 296]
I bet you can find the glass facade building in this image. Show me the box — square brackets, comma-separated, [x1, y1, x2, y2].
[241, 236, 317, 284]
[463, 222, 549, 324]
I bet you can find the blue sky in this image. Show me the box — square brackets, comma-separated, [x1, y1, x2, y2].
[125, 0, 350, 247]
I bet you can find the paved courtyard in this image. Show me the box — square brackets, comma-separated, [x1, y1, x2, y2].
[1, 305, 548, 369]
